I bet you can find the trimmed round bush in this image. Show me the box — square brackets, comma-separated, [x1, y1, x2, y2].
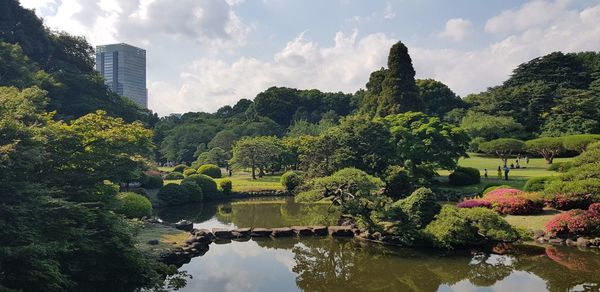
[547, 161, 573, 172]
[523, 176, 555, 192]
[219, 179, 233, 195]
[545, 194, 593, 210]
[449, 167, 480, 186]
[183, 174, 219, 200]
[157, 183, 189, 206]
[391, 187, 441, 228]
[142, 174, 163, 189]
[457, 199, 492, 209]
[461, 188, 543, 215]
[197, 164, 222, 178]
[424, 205, 476, 249]
[281, 171, 302, 192]
[482, 184, 513, 195]
[165, 172, 184, 180]
[173, 164, 188, 173]
[181, 180, 203, 202]
[115, 192, 153, 218]
[183, 168, 197, 177]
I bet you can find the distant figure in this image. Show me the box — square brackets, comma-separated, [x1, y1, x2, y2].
[228, 169, 232, 177]
[510, 163, 515, 169]
[484, 168, 488, 179]
[515, 159, 520, 169]
[517, 154, 521, 164]
[497, 166, 502, 179]
[503, 165, 510, 180]
[525, 156, 529, 165]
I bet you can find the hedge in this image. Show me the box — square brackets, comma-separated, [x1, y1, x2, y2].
[165, 172, 184, 180]
[183, 174, 219, 199]
[449, 166, 480, 186]
[197, 164, 222, 178]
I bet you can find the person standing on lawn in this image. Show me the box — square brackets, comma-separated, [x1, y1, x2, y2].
[497, 166, 502, 179]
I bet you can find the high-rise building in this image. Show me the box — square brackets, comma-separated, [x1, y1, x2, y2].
[95, 43, 148, 108]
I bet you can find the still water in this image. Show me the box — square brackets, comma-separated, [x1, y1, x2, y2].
[158, 198, 600, 292]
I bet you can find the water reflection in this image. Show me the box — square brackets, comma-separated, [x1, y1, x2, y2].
[159, 199, 600, 292]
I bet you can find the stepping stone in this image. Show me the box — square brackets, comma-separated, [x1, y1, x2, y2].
[311, 226, 328, 236]
[291, 226, 313, 236]
[328, 226, 354, 237]
[233, 228, 251, 236]
[212, 228, 234, 239]
[251, 228, 273, 237]
[272, 227, 294, 237]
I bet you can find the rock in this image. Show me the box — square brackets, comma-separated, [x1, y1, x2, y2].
[337, 215, 355, 227]
[194, 234, 213, 244]
[548, 238, 565, 245]
[589, 238, 600, 247]
[566, 239, 576, 246]
[576, 237, 590, 247]
[233, 228, 251, 236]
[311, 226, 328, 236]
[251, 228, 273, 237]
[291, 226, 313, 236]
[212, 228, 234, 239]
[328, 226, 354, 237]
[192, 228, 212, 236]
[272, 227, 294, 237]
[175, 220, 194, 231]
[147, 239, 159, 245]
[532, 230, 546, 240]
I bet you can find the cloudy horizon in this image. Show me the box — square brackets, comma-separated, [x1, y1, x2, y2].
[20, 0, 600, 116]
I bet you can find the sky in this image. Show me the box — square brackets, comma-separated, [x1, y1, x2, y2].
[19, 0, 600, 116]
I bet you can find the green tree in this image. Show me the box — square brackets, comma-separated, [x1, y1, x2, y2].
[383, 112, 469, 180]
[361, 41, 424, 116]
[479, 138, 524, 166]
[525, 137, 564, 164]
[416, 79, 465, 117]
[460, 111, 526, 140]
[562, 134, 600, 153]
[541, 89, 600, 136]
[208, 129, 238, 151]
[230, 136, 284, 179]
[195, 147, 230, 168]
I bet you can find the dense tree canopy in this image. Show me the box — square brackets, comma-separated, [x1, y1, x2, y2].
[416, 79, 466, 117]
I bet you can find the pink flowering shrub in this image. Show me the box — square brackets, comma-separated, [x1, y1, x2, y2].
[545, 203, 600, 238]
[458, 188, 543, 215]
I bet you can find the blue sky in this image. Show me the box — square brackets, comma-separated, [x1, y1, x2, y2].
[20, 0, 600, 115]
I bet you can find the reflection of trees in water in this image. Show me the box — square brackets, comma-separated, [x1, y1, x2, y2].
[215, 199, 339, 228]
[277, 239, 600, 292]
[514, 246, 600, 292]
[157, 202, 218, 223]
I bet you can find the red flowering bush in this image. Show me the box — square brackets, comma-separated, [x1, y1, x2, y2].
[545, 204, 600, 238]
[490, 196, 544, 215]
[457, 199, 492, 209]
[458, 188, 543, 215]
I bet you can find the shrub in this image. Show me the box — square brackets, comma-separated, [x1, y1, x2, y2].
[280, 171, 302, 192]
[142, 174, 163, 189]
[197, 164, 222, 178]
[523, 176, 555, 192]
[183, 168, 197, 177]
[219, 179, 233, 195]
[547, 161, 573, 172]
[424, 205, 476, 249]
[157, 183, 189, 206]
[296, 168, 384, 202]
[482, 185, 512, 195]
[490, 196, 543, 215]
[545, 194, 593, 210]
[383, 166, 414, 198]
[173, 164, 188, 173]
[457, 199, 492, 209]
[392, 188, 441, 228]
[115, 192, 153, 218]
[545, 208, 600, 238]
[165, 172, 184, 180]
[183, 174, 219, 200]
[459, 207, 520, 242]
[485, 187, 523, 198]
[449, 166, 480, 186]
[181, 180, 203, 202]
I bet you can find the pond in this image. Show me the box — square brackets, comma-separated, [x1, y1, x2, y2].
[158, 198, 600, 292]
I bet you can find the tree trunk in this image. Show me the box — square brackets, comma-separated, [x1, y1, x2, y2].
[251, 165, 256, 180]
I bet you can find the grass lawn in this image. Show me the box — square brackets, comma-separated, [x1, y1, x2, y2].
[439, 153, 572, 179]
[504, 209, 562, 232]
[163, 171, 283, 192]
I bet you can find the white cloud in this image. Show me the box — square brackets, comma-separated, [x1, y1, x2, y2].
[485, 0, 574, 34]
[383, 2, 396, 20]
[438, 18, 473, 42]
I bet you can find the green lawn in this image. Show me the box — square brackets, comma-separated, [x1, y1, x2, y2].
[439, 153, 572, 179]
[504, 209, 562, 232]
[163, 171, 284, 192]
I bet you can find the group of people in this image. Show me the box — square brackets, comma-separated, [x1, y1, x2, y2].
[483, 155, 529, 181]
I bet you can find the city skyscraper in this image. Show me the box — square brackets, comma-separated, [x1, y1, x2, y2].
[95, 43, 148, 108]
